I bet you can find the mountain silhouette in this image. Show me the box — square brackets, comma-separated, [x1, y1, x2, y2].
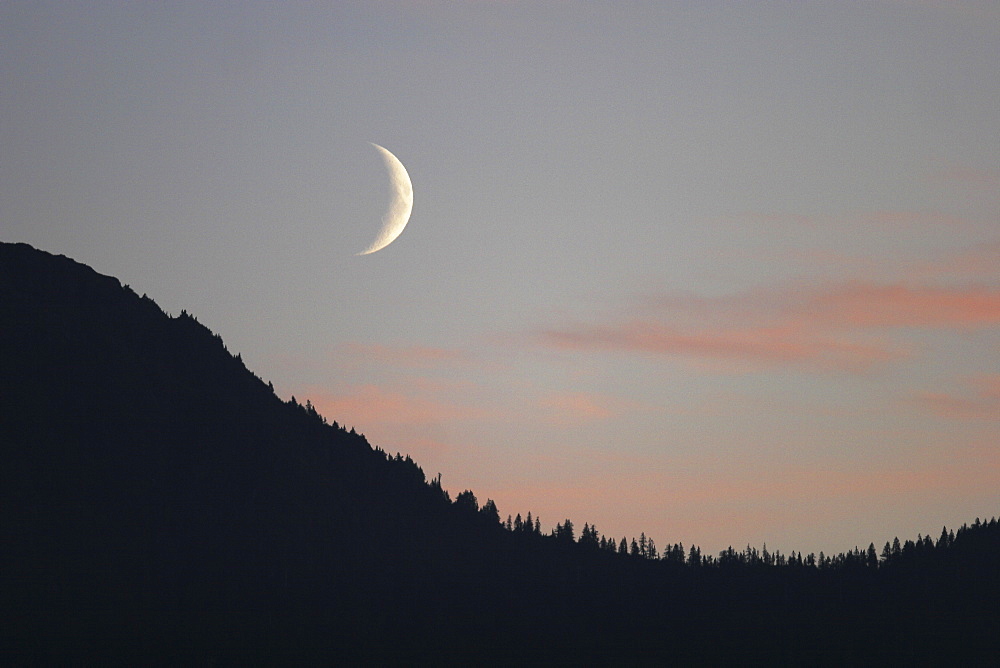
[1, 241, 997, 664]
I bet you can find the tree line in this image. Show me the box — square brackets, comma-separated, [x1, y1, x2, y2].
[347, 416, 999, 577]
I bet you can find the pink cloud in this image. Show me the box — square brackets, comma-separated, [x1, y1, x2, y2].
[911, 240, 1000, 281]
[543, 321, 900, 371]
[913, 374, 1000, 421]
[308, 383, 495, 428]
[780, 239, 999, 285]
[537, 392, 619, 423]
[539, 281, 1000, 372]
[806, 283, 1000, 328]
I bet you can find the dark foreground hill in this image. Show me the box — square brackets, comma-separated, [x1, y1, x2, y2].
[1, 241, 997, 665]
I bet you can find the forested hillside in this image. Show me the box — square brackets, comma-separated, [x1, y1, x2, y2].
[1, 242, 996, 664]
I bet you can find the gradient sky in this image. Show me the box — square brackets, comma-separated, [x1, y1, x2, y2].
[3, 1, 998, 556]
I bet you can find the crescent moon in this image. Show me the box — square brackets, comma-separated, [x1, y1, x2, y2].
[356, 143, 413, 256]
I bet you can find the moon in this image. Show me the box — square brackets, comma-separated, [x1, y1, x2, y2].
[356, 143, 413, 256]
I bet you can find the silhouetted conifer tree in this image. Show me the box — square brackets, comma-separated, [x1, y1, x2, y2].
[554, 519, 575, 543]
[455, 490, 479, 514]
[688, 544, 700, 566]
[480, 499, 500, 524]
[580, 523, 600, 549]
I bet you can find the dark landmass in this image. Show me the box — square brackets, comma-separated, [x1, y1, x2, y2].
[1, 241, 997, 665]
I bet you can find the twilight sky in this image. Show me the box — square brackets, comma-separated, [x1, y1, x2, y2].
[3, 1, 998, 556]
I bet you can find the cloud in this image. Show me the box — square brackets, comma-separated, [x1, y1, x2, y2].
[539, 281, 1000, 372]
[777, 239, 1000, 286]
[911, 240, 1000, 281]
[543, 321, 900, 371]
[805, 283, 1000, 328]
[308, 383, 495, 428]
[913, 375, 1000, 421]
[537, 391, 625, 424]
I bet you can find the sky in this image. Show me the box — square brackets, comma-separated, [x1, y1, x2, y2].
[2, 1, 998, 556]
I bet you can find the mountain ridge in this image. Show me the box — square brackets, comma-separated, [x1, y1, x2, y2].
[2, 241, 997, 664]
